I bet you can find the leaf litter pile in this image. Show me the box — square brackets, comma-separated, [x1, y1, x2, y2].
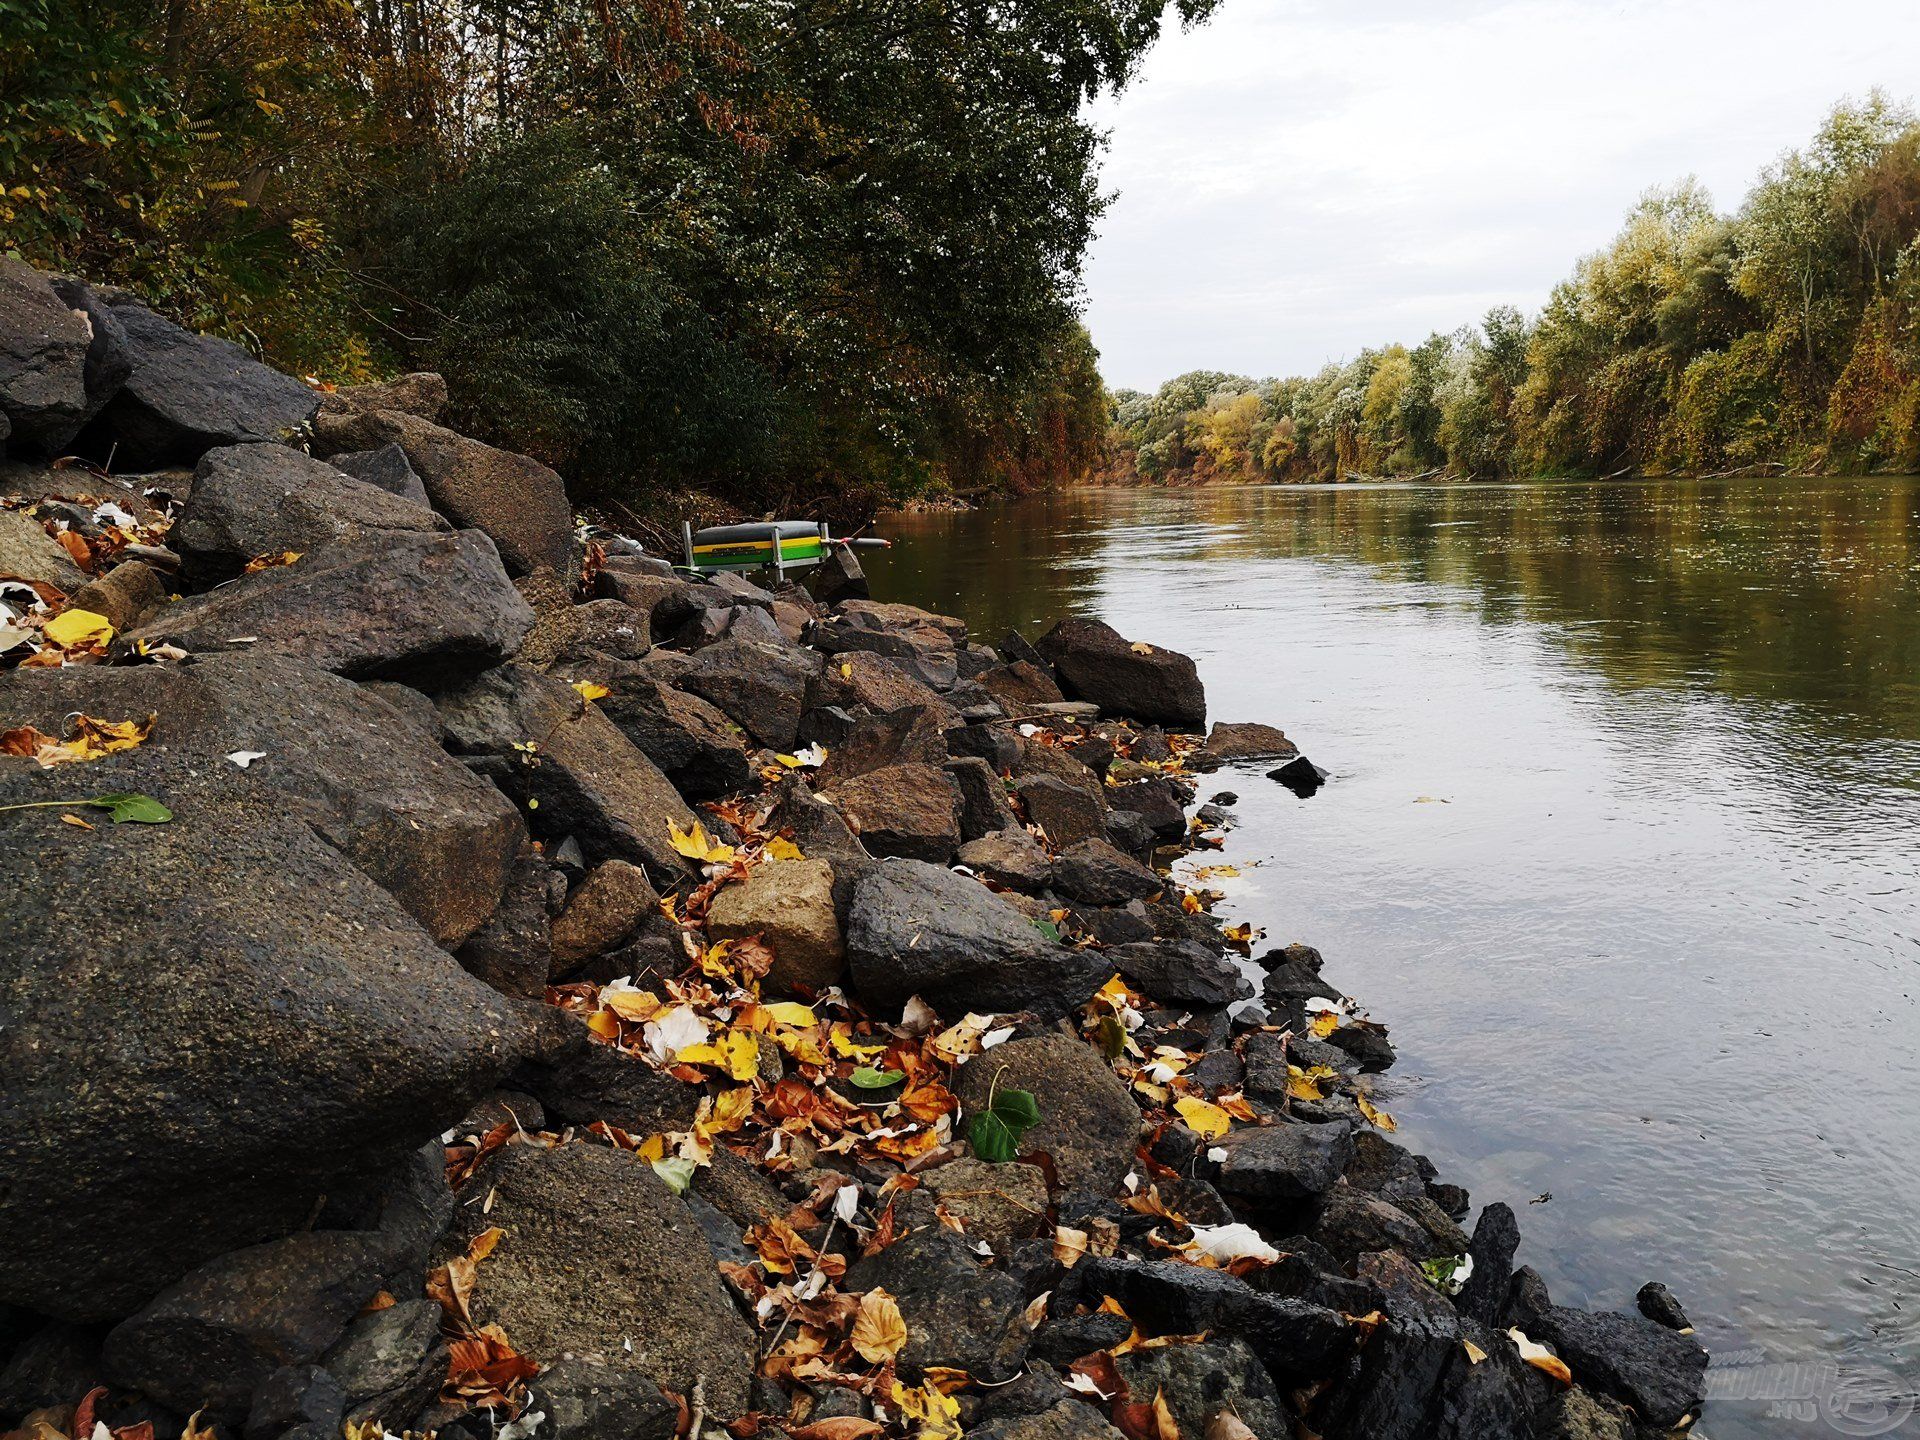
[400, 718, 1442, 1440]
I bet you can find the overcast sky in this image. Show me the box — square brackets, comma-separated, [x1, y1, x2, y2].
[1082, 0, 1920, 391]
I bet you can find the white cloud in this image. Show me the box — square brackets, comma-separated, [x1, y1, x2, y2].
[1084, 0, 1920, 389]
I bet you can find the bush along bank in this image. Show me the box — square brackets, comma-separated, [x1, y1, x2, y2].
[0, 259, 1710, 1440]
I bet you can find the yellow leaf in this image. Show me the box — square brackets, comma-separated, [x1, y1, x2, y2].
[1181, 891, 1202, 915]
[765, 836, 805, 861]
[830, 1024, 887, 1059]
[668, 818, 736, 864]
[1309, 1010, 1341, 1039]
[1129, 641, 1154, 654]
[708, 1086, 756, 1132]
[851, 1287, 908, 1363]
[1357, 1094, 1397, 1132]
[890, 1380, 962, 1440]
[1462, 1339, 1488, 1365]
[43, 608, 113, 648]
[571, 680, 610, 703]
[761, 1001, 818, 1029]
[1174, 1095, 1232, 1140]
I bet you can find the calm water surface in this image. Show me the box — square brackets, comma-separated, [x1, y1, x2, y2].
[866, 478, 1920, 1438]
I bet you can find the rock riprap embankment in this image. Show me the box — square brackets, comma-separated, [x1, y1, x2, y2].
[0, 262, 1708, 1440]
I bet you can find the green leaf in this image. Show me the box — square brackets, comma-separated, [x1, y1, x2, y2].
[1030, 916, 1062, 943]
[1094, 1013, 1128, 1060]
[849, 1066, 905, 1089]
[650, 1156, 697, 1195]
[970, 1084, 1042, 1163]
[93, 792, 172, 824]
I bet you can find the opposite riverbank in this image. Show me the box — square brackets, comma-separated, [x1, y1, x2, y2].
[2, 261, 1709, 1440]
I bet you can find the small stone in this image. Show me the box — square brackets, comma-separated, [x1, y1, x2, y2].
[706, 858, 846, 995]
[551, 860, 660, 970]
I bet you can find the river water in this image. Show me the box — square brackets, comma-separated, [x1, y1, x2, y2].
[865, 478, 1920, 1438]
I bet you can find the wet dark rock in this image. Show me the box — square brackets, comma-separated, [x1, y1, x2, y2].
[1424, 1318, 1535, 1440]
[1049, 838, 1164, 907]
[1016, 773, 1108, 849]
[1034, 619, 1205, 730]
[444, 1142, 756, 1417]
[1070, 901, 1154, 948]
[919, 1159, 1050, 1245]
[0, 1322, 104, 1417]
[808, 648, 958, 723]
[1455, 1203, 1521, 1327]
[1105, 939, 1251, 1010]
[1315, 1249, 1461, 1440]
[83, 298, 317, 469]
[1199, 721, 1299, 767]
[812, 541, 869, 605]
[243, 1365, 347, 1440]
[1102, 808, 1157, 860]
[944, 754, 1021, 840]
[1105, 777, 1188, 841]
[126, 529, 533, 685]
[1065, 1257, 1348, 1382]
[1214, 1120, 1354, 1206]
[309, 405, 572, 577]
[1312, 1187, 1454, 1265]
[576, 669, 751, 801]
[671, 637, 822, 751]
[957, 830, 1054, 891]
[455, 845, 554, 1000]
[848, 860, 1106, 1017]
[1635, 1280, 1692, 1332]
[103, 1233, 383, 1422]
[1029, 1310, 1134, 1366]
[845, 1225, 1028, 1382]
[1530, 1306, 1708, 1430]
[369, 1140, 458, 1273]
[528, 1358, 679, 1440]
[1533, 1386, 1635, 1440]
[1269, 754, 1329, 798]
[173, 443, 445, 586]
[324, 1299, 445, 1426]
[1114, 1336, 1288, 1440]
[0, 260, 99, 452]
[977, 661, 1065, 710]
[815, 704, 950, 788]
[1324, 1023, 1397, 1073]
[329, 443, 430, 507]
[972, 1400, 1126, 1440]
[946, 720, 1021, 771]
[825, 761, 965, 862]
[521, 1035, 700, 1137]
[550, 860, 659, 973]
[954, 1035, 1140, 1198]
[435, 663, 695, 879]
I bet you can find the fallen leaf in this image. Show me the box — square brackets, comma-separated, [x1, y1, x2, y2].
[226, 750, 266, 769]
[1507, 1327, 1573, 1385]
[1462, 1339, 1488, 1364]
[787, 1421, 882, 1440]
[1204, 1413, 1256, 1440]
[1173, 1096, 1231, 1141]
[571, 680, 610, 702]
[850, 1287, 907, 1363]
[1356, 1095, 1397, 1132]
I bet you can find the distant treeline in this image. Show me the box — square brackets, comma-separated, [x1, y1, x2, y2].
[2, 0, 1213, 517]
[1113, 95, 1920, 484]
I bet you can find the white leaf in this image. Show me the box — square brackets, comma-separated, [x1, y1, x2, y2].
[1121, 1172, 1140, 1194]
[980, 1025, 1015, 1049]
[1303, 996, 1343, 1014]
[643, 1005, 709, 1063]
[226, 750, 267, 769]
[899, 995, 940, 1035]
[1064, 1373, 1112, 1400]
[496, 1412, 545, 1440]
[1188, 1222, 1282, 1265]
[834, 1184, 861, 1225]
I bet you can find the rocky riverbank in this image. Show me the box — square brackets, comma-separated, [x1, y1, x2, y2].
[1, 259, 1710, 1440]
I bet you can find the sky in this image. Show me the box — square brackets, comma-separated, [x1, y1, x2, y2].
[1082, 0, 1920, 392]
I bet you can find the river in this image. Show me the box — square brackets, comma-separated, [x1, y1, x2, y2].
[864, 477, 1920, 1438]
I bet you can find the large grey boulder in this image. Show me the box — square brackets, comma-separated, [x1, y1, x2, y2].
[86, 298, 319, 468]
[570, 665, 751, 801]
[309, 405, 572, 577]
[1530, 1306, 1709, 1431]
[846, 860, 1107, 1019]
[1035, 618, 1206, 730]
[0, 693, 525, 1319]
[127, 528, 533, 685]
[1, 655, 524, 947]
[172, 443, 445, 585]
[435, 664, 695, 879]
[0, 259, 97, 453]
[843, 1226, 1030, 1382]
[102, 1233, 384, 1422]
[444, 1142, 756, 1417]
[329, 443, 431, 507]
[671, 637, 823, 751]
